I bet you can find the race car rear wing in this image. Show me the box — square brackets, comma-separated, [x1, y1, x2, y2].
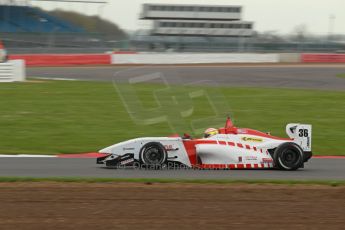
[286, 124, 312, 152]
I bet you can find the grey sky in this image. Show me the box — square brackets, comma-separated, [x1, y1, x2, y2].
[31, 0, 345, 35]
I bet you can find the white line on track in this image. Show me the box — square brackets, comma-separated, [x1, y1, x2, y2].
[32, 77, 78, 81]
[0, 154, 56, 158]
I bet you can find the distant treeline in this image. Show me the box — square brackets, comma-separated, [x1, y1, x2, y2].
[46, 9, 128, 39]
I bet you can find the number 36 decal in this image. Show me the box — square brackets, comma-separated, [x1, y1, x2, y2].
[299, 129, 309, 137]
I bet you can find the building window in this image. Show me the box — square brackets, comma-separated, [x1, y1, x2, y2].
[186, 6, 193, 11]
[166, 22, 176, 27]
[234, 8, 241, 13]
[233, 24, 241, 29]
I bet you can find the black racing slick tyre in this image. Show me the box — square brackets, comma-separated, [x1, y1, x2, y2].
[139, 142, 168, 168]
[273, 142, 304, 171]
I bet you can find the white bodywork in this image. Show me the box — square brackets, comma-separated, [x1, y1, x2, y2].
[99, 123, 312, 168]
[100, 137, 193, 167]
[286, 124, 312, 152]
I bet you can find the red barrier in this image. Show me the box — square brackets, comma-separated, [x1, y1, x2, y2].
[302, 53, 345, 63]
[9, 54, 111, 66]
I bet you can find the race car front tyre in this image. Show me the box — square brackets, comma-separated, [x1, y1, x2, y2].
[273, 142, 304, 171]
[139, 142, 168, 169]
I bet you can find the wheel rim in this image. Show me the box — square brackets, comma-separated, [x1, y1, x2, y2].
[280, 149, 301, 168]
[143, 146, 164, 164]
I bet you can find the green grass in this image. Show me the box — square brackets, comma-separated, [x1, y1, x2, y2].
[337, 74, 345, 79]
[0, 177, 344, 186]
[0, 80, 344, 155]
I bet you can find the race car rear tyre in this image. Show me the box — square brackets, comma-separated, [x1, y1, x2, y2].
[273, 142, 304, 171]
[140, 142, 168, 169]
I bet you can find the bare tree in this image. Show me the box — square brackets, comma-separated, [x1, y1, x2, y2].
[291, 24, 310, 42]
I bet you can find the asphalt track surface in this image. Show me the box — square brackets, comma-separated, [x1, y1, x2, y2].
[27, 64, 345, 91]
[0, 158, 344, 180]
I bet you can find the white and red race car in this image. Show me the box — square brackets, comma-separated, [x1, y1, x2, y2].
[97, 118, 312, 170]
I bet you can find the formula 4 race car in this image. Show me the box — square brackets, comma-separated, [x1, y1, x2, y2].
[97, 118, 312, 170]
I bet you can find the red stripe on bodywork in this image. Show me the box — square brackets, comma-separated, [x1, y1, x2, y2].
[194, 140, 218, 145]
[182, 139, 219, 166]
[237, 164, 244, 169]
[182, 141, 198, 166]
[240, 128, 292, 141]
[200, 164, 226, 169]
[228, 142, 235, 146]
[198, 163, 275, 169]
[245, 145, 251, 150]
[58, 153, 106, 158]
[237, 143, 244, 148]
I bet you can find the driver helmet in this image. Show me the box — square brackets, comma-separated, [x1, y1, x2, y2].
[204, 128, 219, 138]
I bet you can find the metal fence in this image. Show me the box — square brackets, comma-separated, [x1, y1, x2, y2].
[132, 35, 345, 53]
[2, 32, 345, 54]
[1, 32, 131, 53]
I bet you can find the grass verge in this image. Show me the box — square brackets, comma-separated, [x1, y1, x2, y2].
[337, 74, 345, 79]
[0, 177, 344, 186]
[0, 79, 344, 155]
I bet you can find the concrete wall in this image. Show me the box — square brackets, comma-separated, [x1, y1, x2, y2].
[279, 53, 301, 63]
[111, 53, 280, 64]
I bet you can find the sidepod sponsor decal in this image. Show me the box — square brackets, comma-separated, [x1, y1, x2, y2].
[241, 137, 263, 142]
